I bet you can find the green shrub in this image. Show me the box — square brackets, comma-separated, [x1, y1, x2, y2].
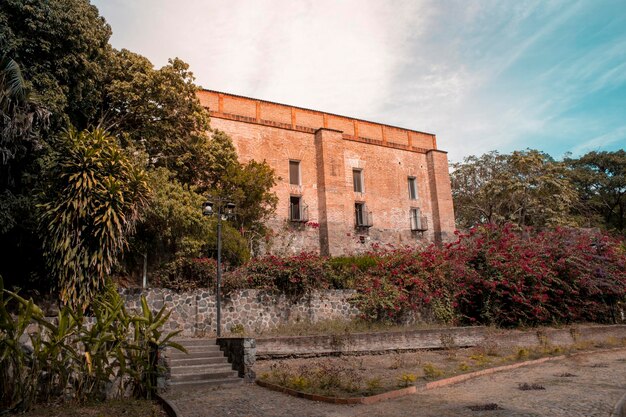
[152, 257, 217, 291]
[0, 278, 183, 412]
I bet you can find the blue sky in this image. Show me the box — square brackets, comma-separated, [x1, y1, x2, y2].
[93, 0, 626, 162]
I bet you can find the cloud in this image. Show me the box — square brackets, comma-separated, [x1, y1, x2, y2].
[94, 0, 626, 162]
[571, 126, 626, 156]
[95, 0, 429, 118]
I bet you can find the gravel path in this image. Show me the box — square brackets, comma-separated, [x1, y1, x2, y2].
[163, 349, 626, 417]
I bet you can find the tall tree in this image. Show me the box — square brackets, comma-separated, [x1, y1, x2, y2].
[451, 150, 578, 229]
[103, 50, 214, 184]
[0, 57, 50, 290]
[566, 150, 626, 233]
[0, 0, 112, 129]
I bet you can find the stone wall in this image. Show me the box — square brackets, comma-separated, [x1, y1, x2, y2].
[120, 288, 359, 337]
[253, 324, 626, 359]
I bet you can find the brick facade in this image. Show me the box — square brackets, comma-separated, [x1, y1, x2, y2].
[197, 90, 455, 255]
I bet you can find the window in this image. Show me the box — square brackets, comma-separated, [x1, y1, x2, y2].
[410, 208, 426, 231]
[353, 169, 363, 193]
[408, 177, 417, 200]
[289, 196, 308, 222]
[355, 202, 372, 227]
[289, 160, 300, 186]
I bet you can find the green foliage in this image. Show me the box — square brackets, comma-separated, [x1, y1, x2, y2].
[103, 50, 212, 185]
[566, 150, 626, 233]
[0, 0, 112, 129]
[151, 257, 217, 292]
[0, 57, 50, 290]
[40, 127, 149, 309]
[451, 150, 579, 228]
[0, 278, 183, 412]
[133, 168, 213, 262]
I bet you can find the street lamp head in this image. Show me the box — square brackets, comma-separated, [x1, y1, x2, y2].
[225, 202, 236, 216]
[202, 201, 214, 216]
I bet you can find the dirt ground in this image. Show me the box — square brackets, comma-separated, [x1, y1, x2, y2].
[254, 340, 620, 397]
[21, 399, 167, 417]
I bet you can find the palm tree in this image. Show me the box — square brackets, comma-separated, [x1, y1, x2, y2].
[0, 56, 50, 191]
[0, 56, 49, 170]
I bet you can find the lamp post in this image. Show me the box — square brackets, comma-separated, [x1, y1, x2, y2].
[202, 199, 235, 338]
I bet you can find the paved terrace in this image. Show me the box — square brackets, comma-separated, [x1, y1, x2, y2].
[164, 348, 626, 417]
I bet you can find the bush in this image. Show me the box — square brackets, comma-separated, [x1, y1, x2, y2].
[225, 253, 337, 301]
[452, 225, 626, 326]
[152, 257, 217, 291]
[349, 224, 626, 327]
[0, 278, 183, 412]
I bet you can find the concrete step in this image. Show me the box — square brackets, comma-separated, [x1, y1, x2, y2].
[170, 344, 222, 353]
[168, 377, 243, 387]
[168, 348, 223, 360]
[169, 356, 228, 367]
[173, 339, 218, 347]
[170, 369, 238, 382]
[170, 364, 233, 376]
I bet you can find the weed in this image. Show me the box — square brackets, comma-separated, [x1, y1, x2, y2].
[469, 353, 491, 367]
[458, 362, 471, 372]
[516, 347, 530, 360]
[556, 373, 577, 377]
[423, 363, 444, 379]
[230, 324, 245, 335]
[288, 375, 311, 391]
[366, 377, 382, 394]
[398, 373, 417, 387]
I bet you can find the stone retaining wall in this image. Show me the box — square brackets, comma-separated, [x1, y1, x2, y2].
[120, 288, 359, 337]
[253, 324, 626, 358]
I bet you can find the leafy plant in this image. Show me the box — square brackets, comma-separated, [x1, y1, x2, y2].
[39, 127, 149, 310]
[0, 278, 183, 412]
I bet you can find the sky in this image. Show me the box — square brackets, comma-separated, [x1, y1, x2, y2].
[92, 0, 626, 163]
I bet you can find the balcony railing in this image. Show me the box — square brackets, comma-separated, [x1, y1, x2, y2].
[410, 215, 428, 232]
[289, 203, 309, 222]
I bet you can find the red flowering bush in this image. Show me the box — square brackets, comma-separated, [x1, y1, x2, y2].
[451, 225, 626, 326]
[350, 225, 626, 326]
[350, 248, 455, 323]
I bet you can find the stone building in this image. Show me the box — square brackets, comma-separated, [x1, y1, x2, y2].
[197, 90, 455, 256]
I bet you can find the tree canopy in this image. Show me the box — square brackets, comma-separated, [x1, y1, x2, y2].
[566, 150, 626, 233]
[451, 149, 578, 229]
[0, 0, 278, 303]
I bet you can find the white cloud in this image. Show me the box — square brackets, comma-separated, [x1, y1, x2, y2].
[95, 0, 429, 118]
[93, 0, 626, 162]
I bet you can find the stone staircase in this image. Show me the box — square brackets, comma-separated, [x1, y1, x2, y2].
[166, 339, 242, 387]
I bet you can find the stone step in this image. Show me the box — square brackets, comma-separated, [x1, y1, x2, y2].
[169, 356, 228, 367]
[170, 364, 233, 376]
[170, 369, 238, 382]
[173, 339, 218, 347]
[168, 351, 225, 361]
[168, 377, 243, 388]
[170, 344, 221, 353]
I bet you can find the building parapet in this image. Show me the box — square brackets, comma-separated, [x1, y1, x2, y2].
[198, 90, 438, 153]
